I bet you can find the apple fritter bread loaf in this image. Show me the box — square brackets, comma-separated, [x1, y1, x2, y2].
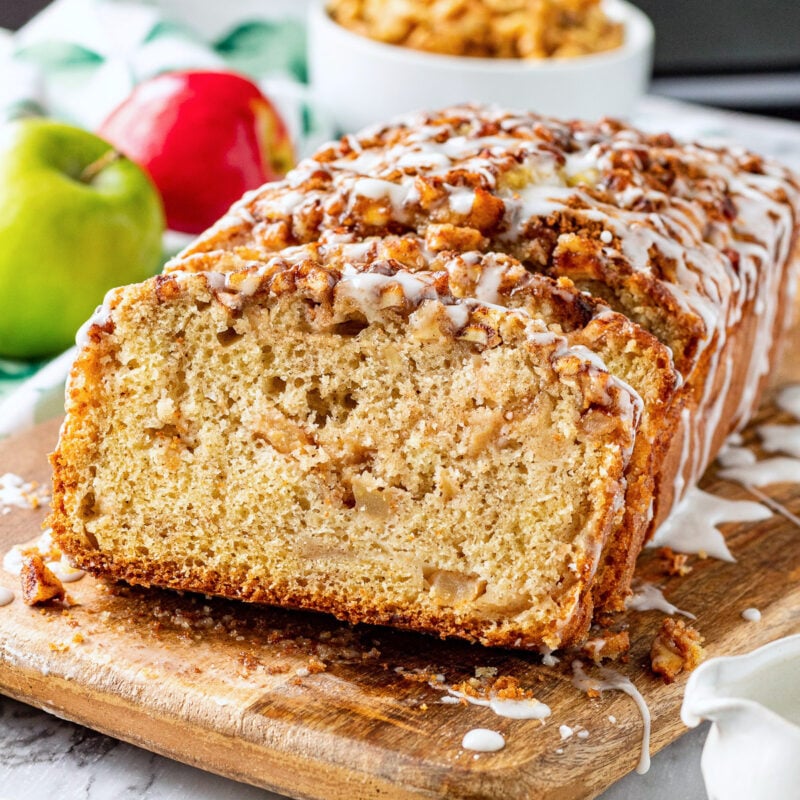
[50, 106, 800, 648]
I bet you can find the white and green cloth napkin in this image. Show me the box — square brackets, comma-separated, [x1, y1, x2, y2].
[2, 0, 800, 438]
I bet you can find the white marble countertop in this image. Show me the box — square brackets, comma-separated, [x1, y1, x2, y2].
[0, 692, 710, 799]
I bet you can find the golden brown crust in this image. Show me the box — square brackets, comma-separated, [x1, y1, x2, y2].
[44, 542, 596, 649]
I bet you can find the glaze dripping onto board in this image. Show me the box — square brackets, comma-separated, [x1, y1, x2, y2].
[719, 457, 800, 487]
[571, 661, 652, 774]
[716, 443, 757, 469]
[758, 424, 800, 458]
[445, 688, 552, 720]
[45, 559, 85, 583]
[626, 583, 696, 619]
[649, 487, 771, 560]
[776, 384, 800, 419]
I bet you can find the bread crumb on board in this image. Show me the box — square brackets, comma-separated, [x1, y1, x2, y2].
[581, 629, 630, 664]
[20, 554, 65, 606]
[650, 618, 704, 683]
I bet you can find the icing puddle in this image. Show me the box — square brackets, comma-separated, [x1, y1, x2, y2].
[461, 728, 505, 753]
[2, 529, 86, 584]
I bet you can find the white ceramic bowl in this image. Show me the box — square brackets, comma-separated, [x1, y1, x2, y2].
[308, 0, 653, 133]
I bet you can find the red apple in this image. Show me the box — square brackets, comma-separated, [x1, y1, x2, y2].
[98, 70, 294, 234]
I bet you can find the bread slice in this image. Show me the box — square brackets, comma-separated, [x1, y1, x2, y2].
[50, 261, 642, 649]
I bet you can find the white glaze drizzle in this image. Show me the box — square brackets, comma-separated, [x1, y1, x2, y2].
[729, 483, 800, 530]
[719, 458, 800, 487]
[758, 424, 800, 458]
[474, 263, 505, 305]
[461, 728, 505, 752]
[440, 695, 461, 705]
[649, 487, 771, 561]
[75, 287, 120, 348]
[0, 587, 13, 606]
[0, 472, 50, 511]
[672, 408, 692, 507]
[571, 660, 651, 774]
[351, 177, 416, 217]
[626, 583, 696, 619]
[443, 304, 470, 329]
[3, 529, 62, 576]
[285, 109, 797, 378]
[539, 646, 560, 667]
[445, 687, 552, 720]
[446, 185, 475, 215]
[337, 269, 439, 315]
[716, 443, 757, 468]
[776, 385, 800, 419]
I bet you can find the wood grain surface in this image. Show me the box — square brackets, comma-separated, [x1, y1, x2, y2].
[1, 324, 799, 799]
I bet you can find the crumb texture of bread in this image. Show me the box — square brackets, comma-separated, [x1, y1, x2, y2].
[177, 105, 800, 523]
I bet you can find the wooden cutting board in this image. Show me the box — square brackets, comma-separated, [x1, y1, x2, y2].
[1, 333, 800, 800]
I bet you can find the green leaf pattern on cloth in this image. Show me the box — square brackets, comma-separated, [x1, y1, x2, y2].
[217, 21, 307, 84]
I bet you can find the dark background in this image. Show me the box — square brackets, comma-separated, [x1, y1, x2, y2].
[2, 0, 49, 29]
[3, 0, 799, 118]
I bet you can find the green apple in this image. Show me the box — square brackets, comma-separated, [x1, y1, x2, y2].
[0, 118, 164, 358]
